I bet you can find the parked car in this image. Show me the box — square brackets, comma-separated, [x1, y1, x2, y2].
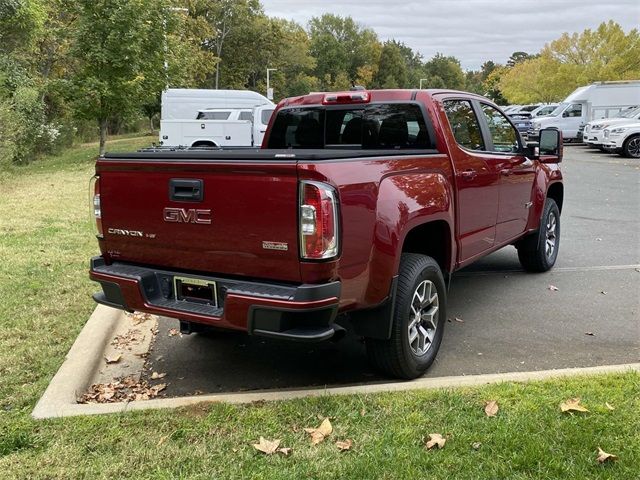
[90, 89, 564, 379]
[160, 105, 275, 148]
[530, 81, 640, 141]
[529, 104, 558, 118]
[583, 106, 640, 149]
[602, 122, 640, 158]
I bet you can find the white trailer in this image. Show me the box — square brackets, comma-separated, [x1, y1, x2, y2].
[531, 81, 640, 140]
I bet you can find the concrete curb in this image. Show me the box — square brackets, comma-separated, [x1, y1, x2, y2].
[33, 313, 640, 420]
[32, 305, 123, 419]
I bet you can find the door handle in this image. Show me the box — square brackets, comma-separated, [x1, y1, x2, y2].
[461, 169, 477, 180]
[169, 179, 204, 202]
[500, 168, 511, 176]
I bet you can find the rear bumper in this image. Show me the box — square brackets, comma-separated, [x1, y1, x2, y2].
[89, 257, 341, 342]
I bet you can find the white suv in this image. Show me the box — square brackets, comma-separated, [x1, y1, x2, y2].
[583, 107, 640, 150]
[602, 122, 640, 158]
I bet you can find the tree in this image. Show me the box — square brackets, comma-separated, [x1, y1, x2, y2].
[506, 51, 533, 68]
[423, 53, 465, 90]
[372, 41, 407, 88]
[71, 0, 170, 155]
[196, 0, 262, 89]
[308, 14, 380, 89]
[499, 21, 640, 103]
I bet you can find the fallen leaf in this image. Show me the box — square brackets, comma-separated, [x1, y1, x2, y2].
[253, 437, 281, 455]
[595, 237, 602, 241]
[484, 400, 499, 417]
[336, 439, 353, 451]
[560, 398, 589, 413]
[548, 285, 559, 291]
[104, 354, 122, 364]
[596, 447, 618, 464]
[151, 383, 167, 394]
[454, 317, 464, 323]
[425, 433, 446, 450]
[471, 442, 482, 450]
[304, 418, 333, 445]
[168, 328, 180, 337]
[151, 371, 167, 380]
[277, 447, 292, 456]
[360, 408, 366, 417]
[605, 402, 615, 411]
[600, 291, 607, 295]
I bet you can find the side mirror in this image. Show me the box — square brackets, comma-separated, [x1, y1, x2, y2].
[538, 128, 563, 163]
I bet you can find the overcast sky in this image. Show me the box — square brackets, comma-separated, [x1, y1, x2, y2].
[260, 0, 639, 70]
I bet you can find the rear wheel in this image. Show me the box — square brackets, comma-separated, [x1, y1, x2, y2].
[366, 254, 446, 379]
[517, 198, 560, 272]
[622, 134, 640, 158]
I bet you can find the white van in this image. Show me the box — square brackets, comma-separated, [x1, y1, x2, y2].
[160, 89, 273, 120]
[530, 81, 640, 141]
[159, 89, 275, 148]
[160, 105, 275, 148]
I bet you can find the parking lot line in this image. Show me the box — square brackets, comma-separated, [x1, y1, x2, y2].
[457, 264, 640, 277]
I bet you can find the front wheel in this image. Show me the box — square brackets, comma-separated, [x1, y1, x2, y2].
[622, 134, 640, 158]
[366, 254, 446, 379]
[517, 198, 560, 272]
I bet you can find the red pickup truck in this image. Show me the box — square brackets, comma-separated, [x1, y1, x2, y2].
[90, 89, 564, 379]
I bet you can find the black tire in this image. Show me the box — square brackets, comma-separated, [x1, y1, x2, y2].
[517, 198, 560, 272]
[622, 134, 640, 158]
[366, 254, 446, 379]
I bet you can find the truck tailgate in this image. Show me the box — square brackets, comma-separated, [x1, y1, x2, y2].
[96, 159, 301, 283]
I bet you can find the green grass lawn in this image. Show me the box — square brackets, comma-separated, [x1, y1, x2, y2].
[0, 137, 638, 479]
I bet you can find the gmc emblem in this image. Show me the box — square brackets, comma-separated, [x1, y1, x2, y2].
[163, 207, 211, 224]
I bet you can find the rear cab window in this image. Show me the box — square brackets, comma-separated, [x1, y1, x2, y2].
[267, 103, 433, 150]
[443, 100, 485, 151]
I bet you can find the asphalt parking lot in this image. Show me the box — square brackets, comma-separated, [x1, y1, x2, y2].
[145, 146, 640, 396]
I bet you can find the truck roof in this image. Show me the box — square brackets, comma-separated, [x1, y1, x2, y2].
[279, 89, 488, 108]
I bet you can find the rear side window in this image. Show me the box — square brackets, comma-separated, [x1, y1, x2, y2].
[479, 103, 519, 153]
[443, 100, 485, 151]
[197, 111, 231, 120]
[268, 103, 432, 149]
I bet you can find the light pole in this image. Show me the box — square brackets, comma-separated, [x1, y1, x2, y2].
[419, 78, 429, 89]
[266, 68, 278, 100]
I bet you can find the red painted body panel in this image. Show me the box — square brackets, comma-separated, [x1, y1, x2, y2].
[92, 89, 562, 333]
[96, 160, 302, 283]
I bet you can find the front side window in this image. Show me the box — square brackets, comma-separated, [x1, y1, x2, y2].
[479, 103, 520, 153]
[563, 104, 583, 118]
[261, 109, 274, 125]
[443, 100, 485, 151]
[238, 111, 253, 121]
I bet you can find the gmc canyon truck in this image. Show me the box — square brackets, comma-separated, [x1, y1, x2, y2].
[89, 89, 564, 379]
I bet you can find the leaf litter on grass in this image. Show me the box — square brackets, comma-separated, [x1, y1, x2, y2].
[304, 418, 333, 445]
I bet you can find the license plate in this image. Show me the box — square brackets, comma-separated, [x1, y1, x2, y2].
[174, 276, 218, 307]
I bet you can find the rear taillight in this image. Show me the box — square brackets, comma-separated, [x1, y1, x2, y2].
[299, 181, 339, 260]
[89, 176, 103, 238]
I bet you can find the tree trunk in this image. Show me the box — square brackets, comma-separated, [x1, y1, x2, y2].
[99, 119, 108, 156]
[148, 116, 154, 133]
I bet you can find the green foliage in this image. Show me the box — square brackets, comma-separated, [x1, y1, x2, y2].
[423, 53, 465, 90]
[309, 14, 380, 90]
[499, 21, 640, 103]
[372, 41, 408, 88]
